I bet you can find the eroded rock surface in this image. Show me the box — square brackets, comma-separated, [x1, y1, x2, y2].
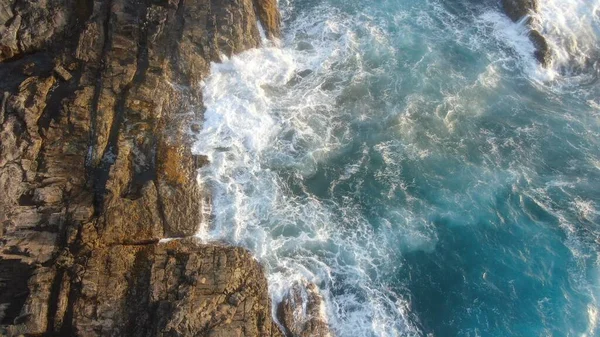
[0, 0, 284, 336]
[500, 0, 551, 66]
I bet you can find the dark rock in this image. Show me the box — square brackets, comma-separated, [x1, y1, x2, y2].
[190, 123, 201, 133]
[298, 69, 313, 78]
[0, 259, 34, 326]
[501, 0, 538, 22]
[529, 29, 551, 67]
[500, 0, 552, 67]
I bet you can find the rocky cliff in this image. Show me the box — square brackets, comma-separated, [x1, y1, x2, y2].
[0, 0, 287, 335]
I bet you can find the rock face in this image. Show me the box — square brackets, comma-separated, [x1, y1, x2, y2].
[0, 0, 285, 336]
[500, 0, 551, 66]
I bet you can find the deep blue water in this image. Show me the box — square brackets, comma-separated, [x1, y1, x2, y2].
[194, 0, 600, 335]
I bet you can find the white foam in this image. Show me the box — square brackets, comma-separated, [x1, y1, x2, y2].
[477, 11, 556, 81]
[573, 198, 599, 223]
[532, 0, 600, 72]
[481, 0, 600, 86]
[193, 4, 422, 336]
[158, 238, 177, 243]
[587, 304, 599, 337]
[192, 1, 600, 336]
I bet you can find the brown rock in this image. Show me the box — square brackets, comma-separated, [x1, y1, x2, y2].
[53, 64, 72, 81]
[64, 239, 282, 336]
[277, 280, 332, 337]
[254, 0, 282, 39]
[1, 0, 288, 336]
[32, 185, 63, 205]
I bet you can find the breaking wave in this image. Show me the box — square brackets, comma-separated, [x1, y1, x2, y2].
[192, 0, 600, 336]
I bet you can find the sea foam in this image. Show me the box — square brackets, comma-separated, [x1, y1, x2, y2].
[193, 4, 422, 336]
[193, 0, 600, 336]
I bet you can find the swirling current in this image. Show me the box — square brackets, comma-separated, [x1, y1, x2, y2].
[192, 0, 600, 336]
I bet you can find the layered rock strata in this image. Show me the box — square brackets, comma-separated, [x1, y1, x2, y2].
[501, 0, 551, 66]
[0, 0, 287, 335]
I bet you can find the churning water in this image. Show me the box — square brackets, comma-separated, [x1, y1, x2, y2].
[192, 0, 600, 335]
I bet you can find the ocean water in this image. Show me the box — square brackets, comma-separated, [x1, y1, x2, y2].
[191, 0, 600, 336]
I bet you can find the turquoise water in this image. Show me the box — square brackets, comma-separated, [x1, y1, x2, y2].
[193, 0, 600, 335]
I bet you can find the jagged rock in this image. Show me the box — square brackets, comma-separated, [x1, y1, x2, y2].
[529, 29, 551, 66]
[500, 0, 551, 67]
[0, 0, 285, 336]
[277, 281, 332, 337]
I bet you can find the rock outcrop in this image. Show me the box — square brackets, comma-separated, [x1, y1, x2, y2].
[277, 281, 331, 337]
[0, 0, 285, 336]
[500, 0, 551, 66]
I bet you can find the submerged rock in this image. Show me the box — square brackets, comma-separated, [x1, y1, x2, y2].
[0, 0, 286, 336]
[529, 29, 551, 67]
